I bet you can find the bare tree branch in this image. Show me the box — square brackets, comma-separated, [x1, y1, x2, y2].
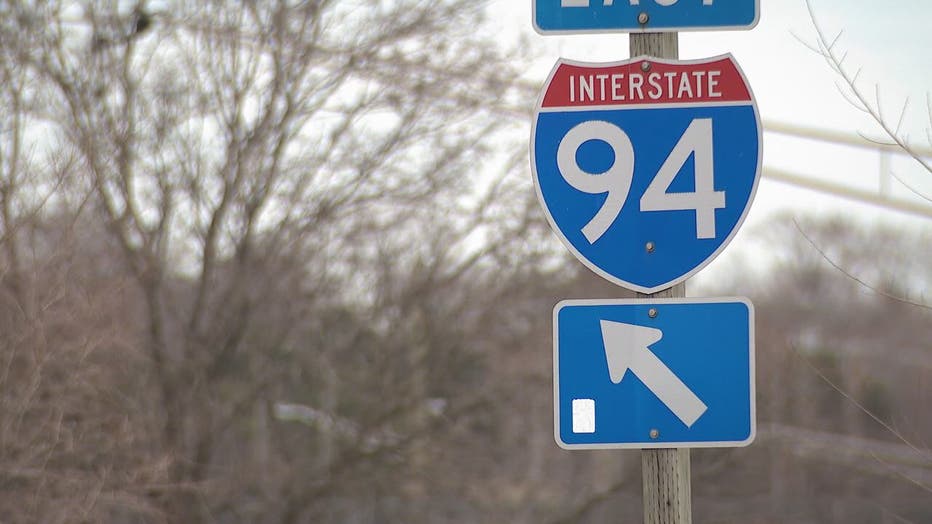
[804, 0, 932, 174]
[793, 219, 931, 310]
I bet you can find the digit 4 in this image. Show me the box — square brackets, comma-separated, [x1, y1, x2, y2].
[640, 118, 724, 239]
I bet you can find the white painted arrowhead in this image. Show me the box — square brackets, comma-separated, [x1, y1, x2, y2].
[601, 320, 663, 384]
[600, 320, 708, 427]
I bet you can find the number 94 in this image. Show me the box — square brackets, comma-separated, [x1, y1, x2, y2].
[556, 118, 724, 243]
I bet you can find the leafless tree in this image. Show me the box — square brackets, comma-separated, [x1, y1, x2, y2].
[2, 0, 535, 522]
[3, 11, 164, 521]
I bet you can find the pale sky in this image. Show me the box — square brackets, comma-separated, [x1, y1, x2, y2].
[490, 0, 932, 287]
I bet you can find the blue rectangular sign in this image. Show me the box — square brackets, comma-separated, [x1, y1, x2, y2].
[534, 0, 760, 34]
[554, 297, 755, 449]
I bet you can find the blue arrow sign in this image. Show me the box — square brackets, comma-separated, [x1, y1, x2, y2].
[553, 298, 755, 449]
[533, 0, 760, 34]
[531, 55, 762, 293]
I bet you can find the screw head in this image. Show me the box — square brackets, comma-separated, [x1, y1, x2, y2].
[649, 429, 660, 439]
[648, 308, 658, 319]
[646, 241, 656, 253]
[640, 61, 651, 72]
[638, 12, 650, 25]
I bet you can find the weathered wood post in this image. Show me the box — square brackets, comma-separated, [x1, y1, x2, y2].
[629, 30, 691, 524]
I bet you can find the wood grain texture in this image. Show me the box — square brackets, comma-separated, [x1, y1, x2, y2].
[642, 448, 692, 524]
[629, 33, 679, 60]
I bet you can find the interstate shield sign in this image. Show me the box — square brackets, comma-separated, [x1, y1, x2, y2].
[530, 55, 762, 293]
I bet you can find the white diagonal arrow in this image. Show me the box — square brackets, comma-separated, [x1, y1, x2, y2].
[600, 320, 708, 427]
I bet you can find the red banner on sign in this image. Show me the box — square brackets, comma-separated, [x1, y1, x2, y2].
[541, 56, 752, 109]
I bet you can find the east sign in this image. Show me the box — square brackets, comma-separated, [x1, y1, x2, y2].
[533, 0, 760, 34]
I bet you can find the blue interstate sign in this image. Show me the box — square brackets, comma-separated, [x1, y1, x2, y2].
[533, 0, 759, 34]
[554, 298, 756, 449]
[531, 55, 761, 293]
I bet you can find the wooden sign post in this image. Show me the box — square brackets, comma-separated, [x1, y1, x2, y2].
[632, 29, 690, 524]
